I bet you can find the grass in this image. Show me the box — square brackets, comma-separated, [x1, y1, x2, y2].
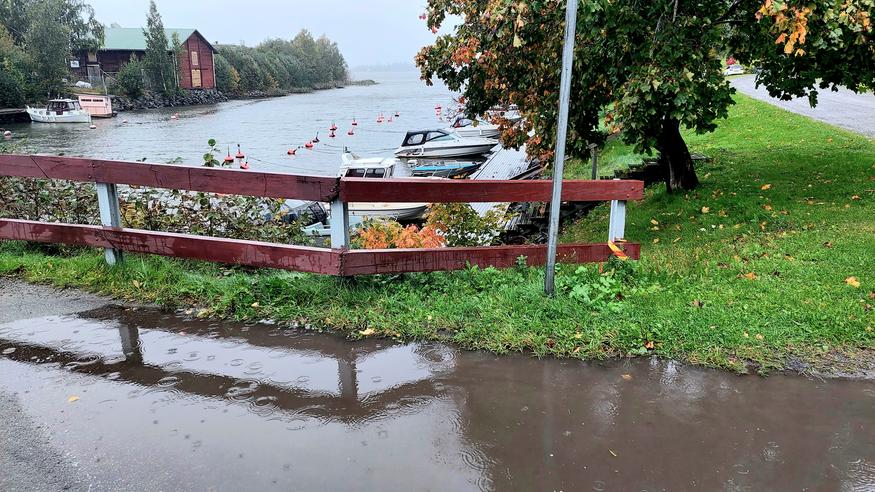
[565, 137, 649, 179]
[2, 94, 873, 374]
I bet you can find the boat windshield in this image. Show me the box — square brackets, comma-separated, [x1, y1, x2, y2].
[343, 168, 389, 178]
[425, 131, 455, 142]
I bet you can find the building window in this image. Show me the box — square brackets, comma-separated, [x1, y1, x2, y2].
[87, 52, 97, 63]
[191, 51, 199, 67]
[191, 69, 202, 88]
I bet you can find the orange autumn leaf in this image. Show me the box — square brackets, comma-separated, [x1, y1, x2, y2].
[845, 276, 861, 288]
[741, 272, 758, 281]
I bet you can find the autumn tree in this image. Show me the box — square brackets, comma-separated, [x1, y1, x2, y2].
[142, 0, 179, 95]
[417, 0, 874, 192]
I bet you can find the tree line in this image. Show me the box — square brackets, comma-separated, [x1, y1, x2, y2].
[0, 0, 103, 108]
[214, 31, 348, 94]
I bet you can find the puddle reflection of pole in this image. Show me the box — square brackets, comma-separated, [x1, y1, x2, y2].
[338, 357, 359, 402]
[118, 324, 143, 364]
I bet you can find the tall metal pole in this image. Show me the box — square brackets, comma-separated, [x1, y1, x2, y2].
[544, 0, 579, 295]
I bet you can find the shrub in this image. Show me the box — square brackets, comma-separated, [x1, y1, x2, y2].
[425, 203, 507, 247]
[353, 219, 445, 249]
[116, 56, 145, 98]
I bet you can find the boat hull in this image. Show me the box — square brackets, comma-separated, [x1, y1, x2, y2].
[394, 143, 497, 159]
[26, 107, 92, 124]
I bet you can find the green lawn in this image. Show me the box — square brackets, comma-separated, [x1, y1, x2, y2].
[1, 94, 873, 374]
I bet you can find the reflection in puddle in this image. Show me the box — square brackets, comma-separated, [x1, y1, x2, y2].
[0, 306, 873, 491]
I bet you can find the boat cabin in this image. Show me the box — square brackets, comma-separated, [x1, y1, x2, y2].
[339, 157, 411, 179]
[77, 95, 113, 118]
[400, 129, 457, 148]
[46, 99, 83, 115]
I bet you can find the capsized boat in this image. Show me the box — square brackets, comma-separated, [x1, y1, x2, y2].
[448, 117, 500, 139]
[26, 99, 92, 123]
[394, 129, 497, 158]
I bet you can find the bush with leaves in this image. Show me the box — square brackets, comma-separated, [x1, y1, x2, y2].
[116, 55, 145, 98]
[425, 203, 507, 247]
[352, 219, 445, 249]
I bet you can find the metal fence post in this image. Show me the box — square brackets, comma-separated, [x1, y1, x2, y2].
[590, 143, 599, 180]
[96, 182, 124, 266]
[545, 0, 579, 295]
[329, 198, 350, 249]
[608, 179, 627, 242]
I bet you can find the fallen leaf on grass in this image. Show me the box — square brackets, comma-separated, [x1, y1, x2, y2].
[359, 328, 376, 336]
[823, 242, 834, 249]
[691, 299, 704, 308]
[621, 374, 632, 381]
[763, 204, 773, 211]
[132, 280, 141, 289]
[645, 341, 655, 350]
[845, 277, 861, 288]
[755, 334, 764, 341]
[761, 184, 772, 191]
[701, 207, 710, 214]
[650, 219, 659, 225]
[652, 238, 660, 244]
[251, 302, 260, 308]
[739, 272, 758, 281]
[868, 291, 875, 300]
[851, 195, 861, 200]
[67, 396, 79, 403]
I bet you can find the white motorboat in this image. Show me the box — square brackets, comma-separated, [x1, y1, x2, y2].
[340, 153, 429, 221]
[26, 99, 93, 123]
[394, 129, 498, 158]
[487, 104, 522, 124]
[448, 117, 501, 139]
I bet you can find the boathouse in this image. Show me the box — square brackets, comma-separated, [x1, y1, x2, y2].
[72, 27, 216, 90]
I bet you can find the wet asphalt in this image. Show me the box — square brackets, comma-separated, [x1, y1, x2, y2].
[1, 278, 874, 491]
[731, 75, 875, 138]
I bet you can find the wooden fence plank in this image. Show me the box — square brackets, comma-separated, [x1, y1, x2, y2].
[0, 155, 339, 202]
[341, 243, 641, 275]
[340, 178, 644, 203]
[0, 219, 341, 275]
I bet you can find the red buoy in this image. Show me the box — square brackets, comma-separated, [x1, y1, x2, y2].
[287, 148, 297, 155]
[394, 111, 400, 117]
[223, 147, 234, 164]
[347, 129, 355, 136]
[305, 141, 314, 149]
[330, 122, 337, 131]
[329, 131, 336, 138]
[313, 132, 320, 143]
[351, 118, 358, 126]
[235, 144, 245, 159]
[240, 161, 250, 170]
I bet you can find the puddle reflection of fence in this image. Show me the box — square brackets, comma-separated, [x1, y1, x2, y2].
[0, 309, 455, 423]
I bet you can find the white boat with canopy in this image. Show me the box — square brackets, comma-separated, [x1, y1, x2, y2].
[394, 129, 497, 158]
[26, 99, 93, 123]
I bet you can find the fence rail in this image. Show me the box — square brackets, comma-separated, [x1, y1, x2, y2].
[0, 154, 644, 275]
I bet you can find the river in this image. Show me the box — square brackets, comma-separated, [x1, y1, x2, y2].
[5, 71, 457, 176]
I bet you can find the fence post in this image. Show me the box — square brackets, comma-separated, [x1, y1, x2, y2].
[608, 179, 627, 242]
[589, 143, 599, 180]
[329, 198, 350, 249]
[96, 182, 124, 266]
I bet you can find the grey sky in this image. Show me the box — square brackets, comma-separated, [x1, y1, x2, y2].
[86, 0, 450, 68]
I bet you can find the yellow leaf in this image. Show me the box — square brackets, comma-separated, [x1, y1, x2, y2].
[621, 374, 632, 380]
[755, 334, 764, 340]
[845, 277, 861, 288]
[67, 396, 79, 403]
[132, 280, 141, 289]
[650, 219, 659, 225]
[652, 238, 660, 244]
[741, 272, 758, 281]
[763, 204, 773, 211]
[359, 328, 376, 336]
[761, 184, 772, 190]
[851, 195, 861, 200]
[701, 207, 710, 214]
[251, 302, 260, 308]
[512, 34, 523, 47]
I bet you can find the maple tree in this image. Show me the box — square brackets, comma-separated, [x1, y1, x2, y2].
[416, 0, 874, 192]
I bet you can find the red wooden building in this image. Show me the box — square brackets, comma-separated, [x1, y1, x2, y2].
[72, 28, 216, 90]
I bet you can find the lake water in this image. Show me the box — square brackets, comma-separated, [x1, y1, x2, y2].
[5, 72, 457, 176]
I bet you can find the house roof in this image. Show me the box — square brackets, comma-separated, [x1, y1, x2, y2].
[101, 27, 214, 52]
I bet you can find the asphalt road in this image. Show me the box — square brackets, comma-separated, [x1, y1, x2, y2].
[731, 75, 875, 138]
[0, 280, 107, 492]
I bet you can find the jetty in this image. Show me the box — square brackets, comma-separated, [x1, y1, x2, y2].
[0, 109, 28, 125]
[469, 145, 542, 229]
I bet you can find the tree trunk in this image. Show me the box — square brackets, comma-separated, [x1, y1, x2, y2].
[657, 118, 699, 192]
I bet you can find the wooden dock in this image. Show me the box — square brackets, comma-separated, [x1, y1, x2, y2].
[0, 109, 28, 125]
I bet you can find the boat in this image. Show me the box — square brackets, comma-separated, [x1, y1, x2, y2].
[406, 158, 483, 178]
[26, 99, 93, 123]
[339, 152, 430, 220]
[487, 104, 522, 124]
[77, 95, 114, 118]
[448, 117, 500, 139]
[394, 129, 497, 158]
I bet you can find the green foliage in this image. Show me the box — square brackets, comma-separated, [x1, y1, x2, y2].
[24, 0, 72, 96]
[214, 53, 239, 93]
[216, 30, 347, 94]
[417, 0, 874, 192]
[425, 202, 507, 247]
[115, 55, 145, 98]
[142, 0, 178, 96]
[202, 139, 221, 167]
[0, 26, 27, 107]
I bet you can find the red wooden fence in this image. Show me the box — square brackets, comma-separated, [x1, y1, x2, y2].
[0, 154, 643, 275]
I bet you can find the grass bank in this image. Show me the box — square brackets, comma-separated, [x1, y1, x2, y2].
[1, 94, 873, 374]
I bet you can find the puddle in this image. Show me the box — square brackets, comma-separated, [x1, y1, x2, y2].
[1, 306, 873, 491]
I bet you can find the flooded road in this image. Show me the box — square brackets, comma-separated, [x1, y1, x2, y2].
[1, 283, 874, 490]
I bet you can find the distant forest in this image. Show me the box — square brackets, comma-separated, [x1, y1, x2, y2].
[215, 30, 348, 94]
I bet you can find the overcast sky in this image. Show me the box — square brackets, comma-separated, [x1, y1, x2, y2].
[86, 0, 452, 68]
